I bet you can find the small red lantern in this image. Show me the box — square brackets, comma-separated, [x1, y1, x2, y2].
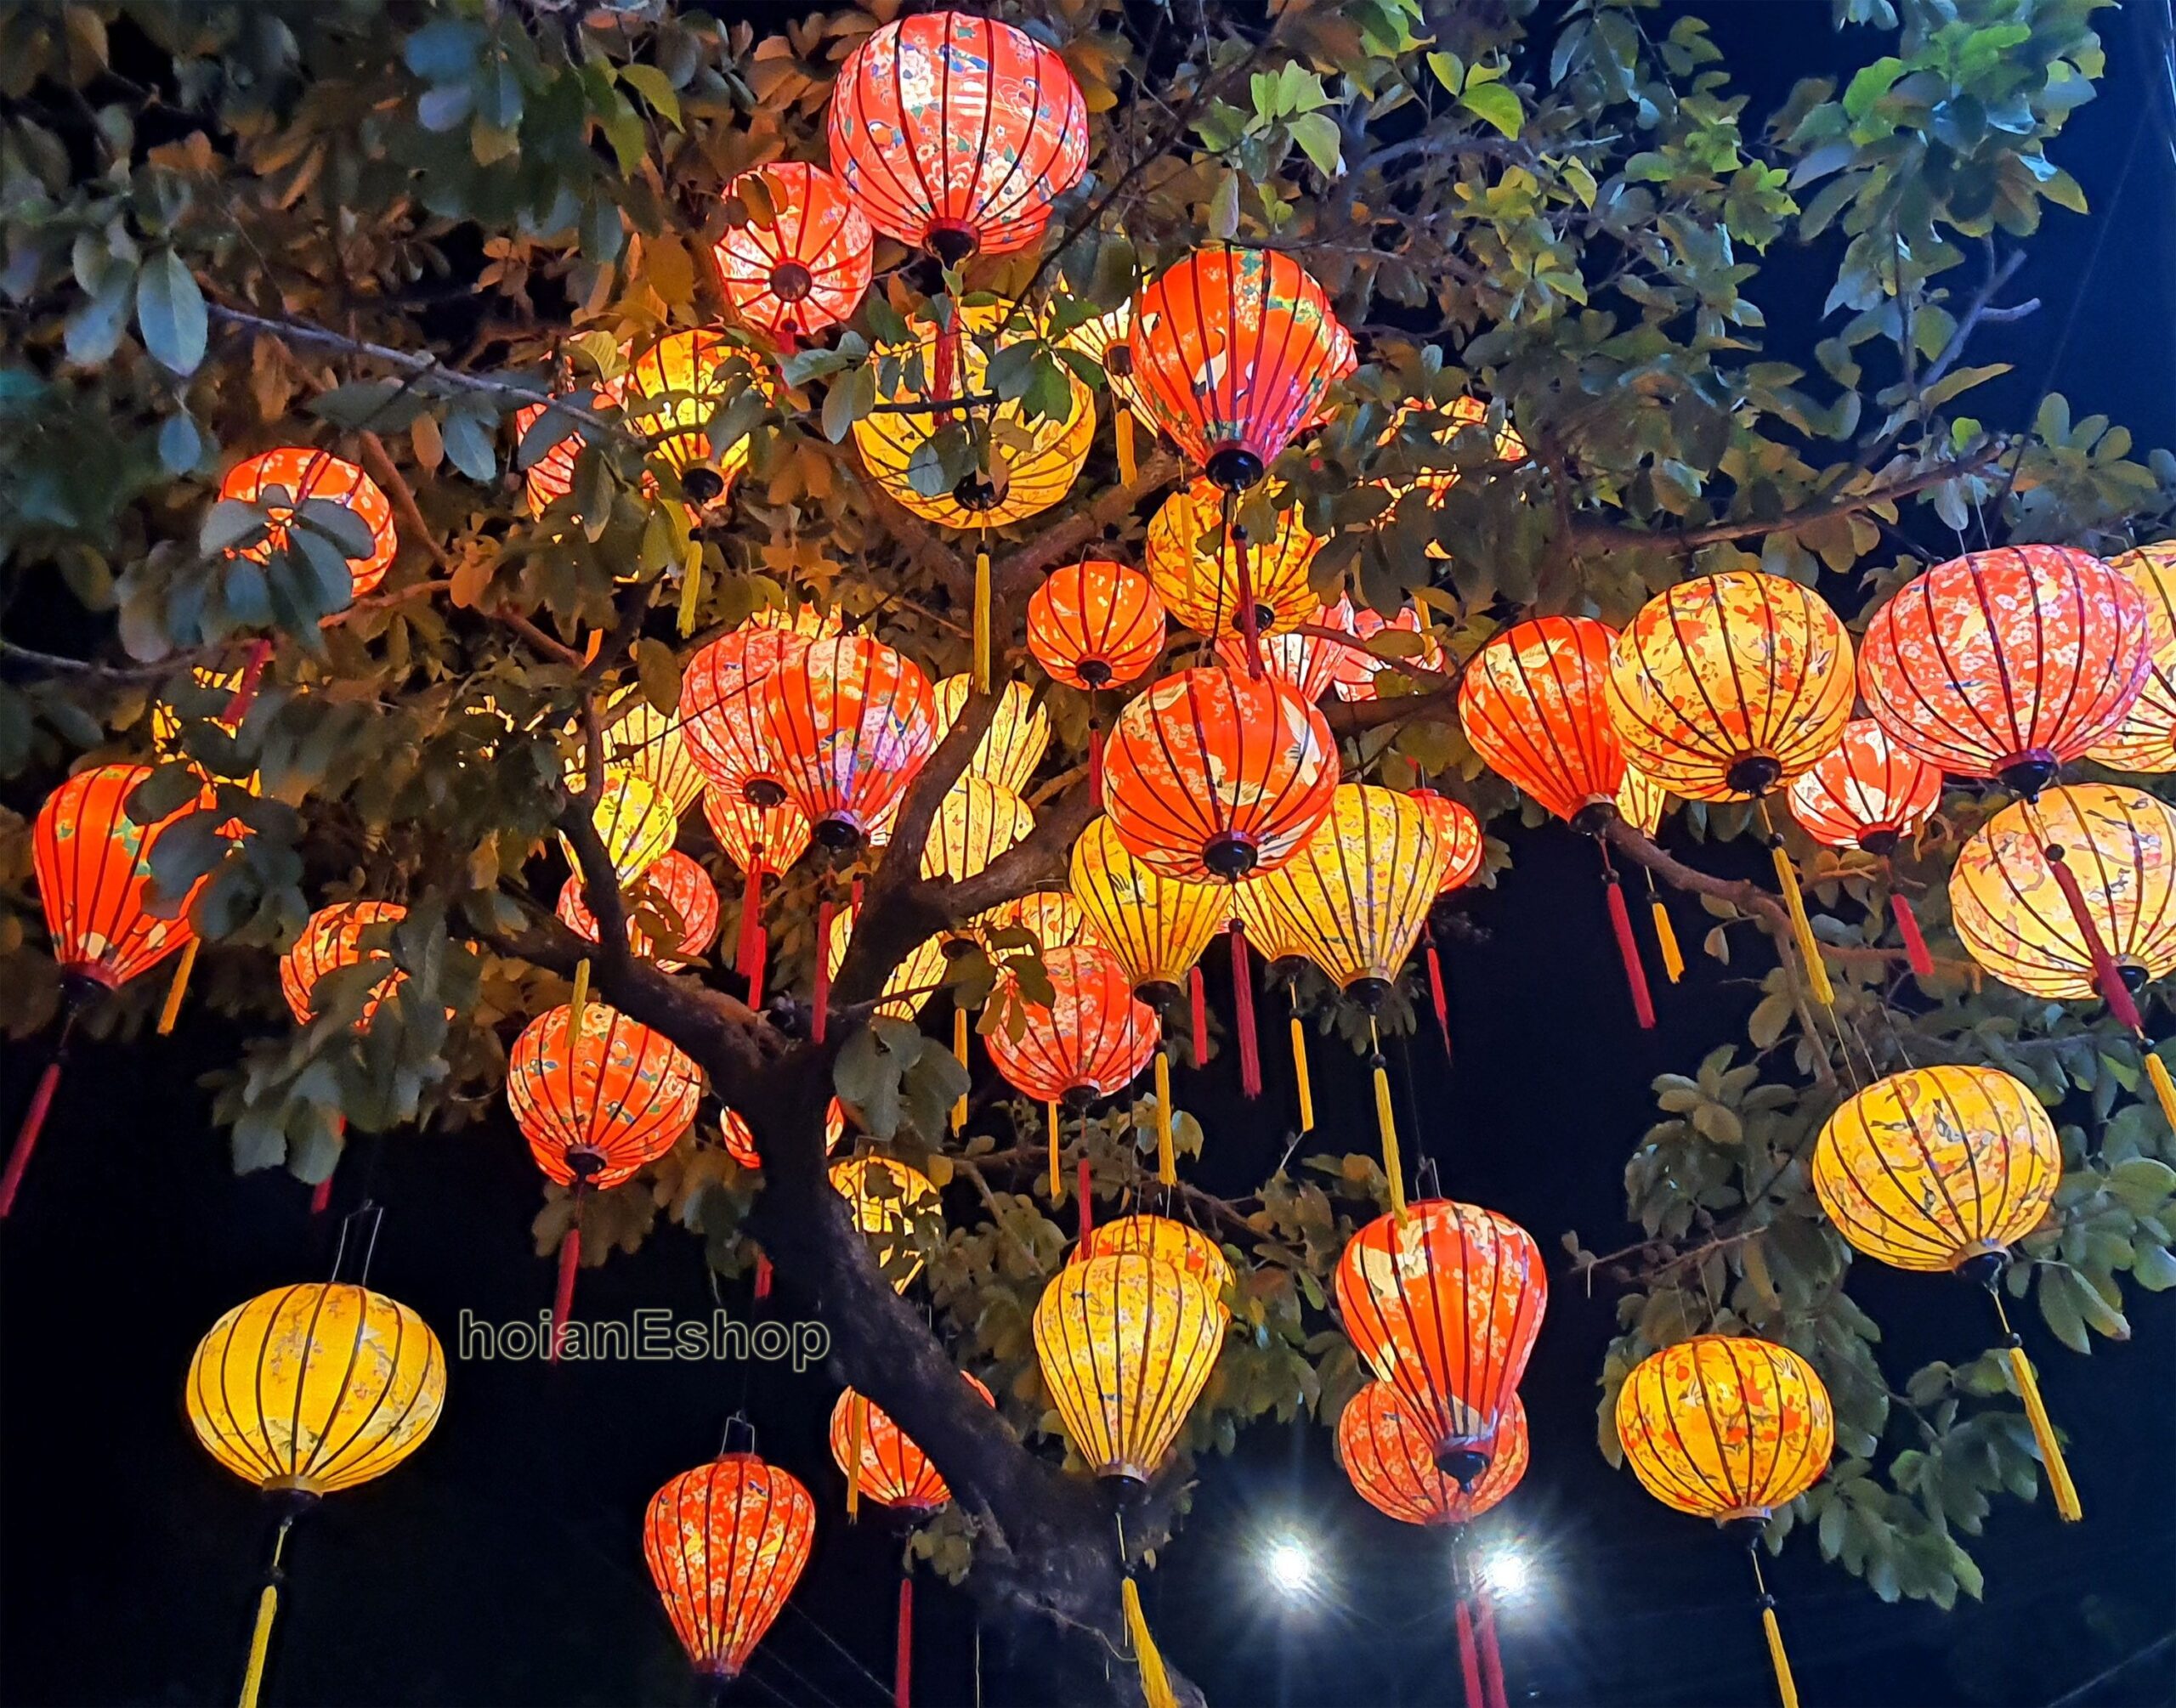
[830, 1373, 997, 1514]
[218, 447, 398, 601]
[1027, 558, 1168, 692]
[714, 161, 874, 344]
[1459, 616, 1626, 828]
[701, 787, 812, 1004]
[1337, 1383, 1527, 1528]
[984, 944, 1159, 1106]
[1788, 718, 1944, 976]
[555, 850, 720, 969]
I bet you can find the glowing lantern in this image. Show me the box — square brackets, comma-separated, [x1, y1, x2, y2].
[1033, 1251, 1225, 1480]
[150, 666, 257, 793]
[719, 1100, 847, 1169]
[1076, 1213, 1235, 1314]
[1617, 1336, 1833, 1708]
[1787, 718, 1944, 977]
[1057, 301, 1157, 481]
[564, 771, 677, 885]
[1337, 1384, 1528, 1528]
[830, 1372, 996, 1513]
[1101, 668, 1339, 883]
[280, 901, 407, 1028]
[1372, 396, 1527, 516]
[1334, 1201, 1546, 1480]
[1027, 558, 1167, 691]
[1216, 613, 1343, 704]
[643, 1453, 815, 1684]
[1617, 766, 1668, 837]
[556, 851, 721, 969]
[972, 889, 1092, 954]
[510, 375, 626, 518]
[933, 674, 1051, 798]
[824, 902, 948, 1023]
[1069, 818, 1227, 1002]
[1332, 603, 1447, 703]
[830, 1155, 944, 1290]
[713, 161, 874, 344]
[587, 697, 709, 815]
[680, 613, 840, 809]
[701, 788, 811, 1005]
[761, 636, 938, 855]
[1412, 790, 1486, 895]
[922, 774, 1035, 881]
[984, 944, 1159, 1106]
[218, 447, 398, 602]
[2087, 543, 2176, 772]
[1857, 545, 2150, 795]
[1145, 479, 1323, 641]
[187, 1281, 445, 1708]
[622, 330, 761, 506]
[1460, 616, 1626, 829]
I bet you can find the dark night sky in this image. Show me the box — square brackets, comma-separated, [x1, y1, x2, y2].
[5, 3, 2176, 1706]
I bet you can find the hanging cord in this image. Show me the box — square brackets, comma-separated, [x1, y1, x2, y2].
[972, 515, 994, 694]
[1423, 923, 1456, 1054]
[813, 885, 838, 1046]
[1286, 984, 1314, 1134]
[549, 1173, 591, 1363]
[1989, 1284, 2083, 1520]
[1046, 1099, 1062, 1202]
[1745, 1537, 1800, 1708]
[1758, 800, 1835, 1009]
[1595, 840, 1657, 1030]
[236, 1506, 301, 1708]
[951, 1004, 971, 1136]
[1219, 488, 1265, 680]
[1227, 920, 1262, 1097]
[1369, 1016, 1408, 1220]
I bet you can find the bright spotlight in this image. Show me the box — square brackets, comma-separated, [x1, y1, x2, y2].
[1264, 1536, 1315, 1598]
[1477, 1546, 1533, 1599]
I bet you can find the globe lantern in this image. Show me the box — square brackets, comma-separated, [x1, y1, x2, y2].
[922, 775, 1036, 883]
[2086, 542, 2176, 772]
[280, 901, 408, 1030]
[824, 902, 948, 1024]
[218, 447, 398, 602]
[1332, 602, 1447, 703]
[972, 888, 1093, 956]
[556, 851, 720, 969]
[1787, 717, 1945, 976]
[564, 771, 678, 886]
[984, 944, 1159, 1107]
[717, 1100, 847, 1170]
[1076, 1213, 1235, 1315]
[1337, 1383, 1528, 1529]
[760, 636, 938, 856]
[1216, 610, 1344, 704]
[1069, 817, 1227, 1015]
[830, 1372, 996, 1514]
[1027, 558, 1167, 692]
[643, 1452, 815, 1685]
[932, 674, 1051, 798]
[830, 1155, 944, 1290]
[1334, 1201, 1546, 1482]
[1145, 479, 1323, 642]
[1056, 300, 1157, 481]
[713, 161, 874, 344]
[622, 330, 762, 508]
[679, 613, 838, 810]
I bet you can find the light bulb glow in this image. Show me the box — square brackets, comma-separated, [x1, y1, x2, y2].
[1264, 1536, 1314, 1598]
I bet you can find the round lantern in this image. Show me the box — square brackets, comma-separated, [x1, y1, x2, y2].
[219, 447, 398, 602]
[984, 943, 1159, 1106]
[510, 375, 626, 519]
[1130, 244, 1349, 491]
[562, 770, 677, 887]
[589, 696, 709, 816]
[762, 636, 938, 854]
[1459, 616, 1627, 829]
[643, 1452, 815, 1683]
[1216, 613, 1343, 704]
[1101, 667, 1339, 882]
[1068, 817, 1227, 1001]
[1606, 571, 1854, 802]
[922, 775, 1035, 883]
[713, 161, 874, 343]
[932, 674, 1051, 797]
[679, 618, 832, 810]
[31, 762, 207, 992]
[1076, 1213, 1235, 1313]
[280, 901, 408, 1027]
[1334, 1200, 1546, 1480]
[556, 851, 720, 969]
[826, 12, 1090, 263]
[1617, 1334, 1833, 1519]
[622, 330, 762, 506]
[506, 1001, 702, 1190]
[2087, 542, 2176, 772]
[830, 1372, 996, 1513]
[830, 1155, 944, 1290]
[1027, 558, 1167, 691]
[1033, 1251, 1225, 1480]
[1332, 602, 1446, 704]
[1787, 718, 1941, 854]
[1857, 545, 2150, 795]
[1337, 1383, 1528, 1528]
[1412, 790, 1486, 894]
[702, 787, 812, 1004]
[825, 902, 948, 1022]
[1372, 396, 1527, 513]
[1145, 479, 1323, 640]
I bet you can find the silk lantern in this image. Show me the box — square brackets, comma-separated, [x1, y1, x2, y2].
[643, 1451, 815, 1685]
[713, 161, 874, 344]
[932, 674, 1051, 798]
[621, 329, 762, 509]
[679, 613, 836, 809]
[218, 447, 398, 601]
[2085, 542, 2176, 772]
[1216, 608, 1344, 704]
[1144, 478, 1323, 642]
[1331, 602, 1446, 704]
[1787, 718, 1944, 976]
[761, 635, 938, 856]
[1076, 1213, 1235, 1316]
[556, 851, 720, 969]
[278, 898, 408, 1216]
[1027, 558, 1167, 691]
[701, 787, 812, 1006]
[830, 1155, 944, 1290]
[985, 943, 1159, 1191]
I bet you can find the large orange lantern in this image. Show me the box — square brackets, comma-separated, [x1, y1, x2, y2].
[1787, 717, 1944, 976]
[1145, 479, 1323, 642]
[556, 850, 720, 969]
[679, 612, 841, 809]
[643, 1451, 815, 1685]
[1027, 558, 1167, 691]
[984, 943, 1159, 1106]
[713, 161, 874, 344]
[761, 635, 938, 855]
[1617, 1336, 1833, 1708]
[932, 674, 1051, 798]
[1338, 1383, 1527, 1529]
[1857, 545, 2150, 795]
[830, 1155, 944, 1290]
[1334, 1200, 1545, 1483]
[2086, 542, 2176, 772]
[622, 330, 761, 506]
[218, 447, 398, 602]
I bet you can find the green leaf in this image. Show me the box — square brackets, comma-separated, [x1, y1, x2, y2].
[616, 64, 682, 130]
[1842, 57, 1904, 120]
[1921, 364, 2011, 409]
[1289, 112, 1343, 177]
[65, 260, 136, 365]
[158, 413, 204, 476]
[136, 251, 207, 376]
[634, 639, 681, 715]
[1459, 82, 1522, 139]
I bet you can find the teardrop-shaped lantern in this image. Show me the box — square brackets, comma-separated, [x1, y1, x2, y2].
[2086, 542, 2176, 773]
[1027, 559, 1167, 690]
[921, 774, 1036, 880]
[33, 763, 207, 991]
[713, 161, 874, 344]
[1617, 1335, 1833, 1519]
[507, 1002, 701, 1190]
[1068, 817, 1228, 1000]
[1787, 718, 1941, 852]
[679, 614, 838, 810]
[562, 771, 678, 885]
[1411, 790, 1486, 894]
[932, 674, 1051, 797]
[1075, 1212, 1235, 1313]
[1102, 668, 1339, 882]
[1337, 1383, 1528, 1528]
[1033, 1251, 1224, 1480]
[1145, 479, 1323, 639]
[702, 789, 813, 879]
[1459, 616, 1627, 826]
[643, 1453, 815, 1683]
[622, 331, 762, 506]
[830, 1155, 944, 1289]
[761, 635, 939, 855]
[830, 1373, 996, 1513]
[557, 851, 721, 969]
[1858, 545, 2150, 795]
[219, 448, 398, 602]
[280, 901, 408, 1027]
[984, 943, 1159, 1105]
[826, 12, 1090, 263]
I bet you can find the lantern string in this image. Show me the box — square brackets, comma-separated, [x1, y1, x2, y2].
[1077, 1152, 1093, 1241]
[813, 893, 837, 1045]
[1889, 887, 1935, 979]
[952, 1004, 971, 1136]
[1476, 1590, 1509, 1708]
[0, 1008, 73, 1220]
[1746, 1547, 1800, 1708]
[549, 1183, 584, 1364]
[1454, 1598, 1485, 1708]
[1115, 409, 1138, 486]
[1370, 1018, 1408, 1221]
[1758, 801, 1836, 1009]
[1088, 715, 1104, 808]
[1187, 965, 1208, 1070]
[235, 1508, 298, 1708]
[972, 517, 994, 694]
[894, 1570, 914, 1708]
[1046, 1100, 1061, 1202]
[736, 851, 766, 983]
[1990, 1292, 2083, 1522]
[846, 1394, 864, 1523]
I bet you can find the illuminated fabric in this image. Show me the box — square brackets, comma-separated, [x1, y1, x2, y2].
[1331, 602, 1446, 703]
[186, 1282, 445, 1495]
[556, 851, 721, 968]
[1813, 1065, 2059, 1272]
[1076, 1213, 1235, 1311]
[2087, 542, 2176, 772]
[1336, 1383, 1527, 1527]
[219, 447, 397, 600]
[1948, 783, 2176, 999]
[1786, 717, 1941, 851]
[149, 666, 252, 789]
[824, 902, 947, 1021]
[506, 1001, 701, 1189]
[1101, 667, 1339, 883]
[972, 888, 1093, 953]
[760, 636, 938, 852]
[1606, 571, 1854, 801]
[826, 12, 1090, 261]
[1411, 789, 1487, 893]
[643, 1453, 814, 1680]
[32, 762, 207, 988]
[1857, 545, 2150, 784]
[1033, 1251, 1224, 1480]
[280, 900, 407, 1026]
[680, 618, 836, 809]
[511, 375, 626, 518]
[829, 1373, 995, 1513]
[1145, 478, 1323, 639]
[719, 1100, 847, 1168]
[1230, 867, 1311, 965]
[932, 674, 1051, 796]
[1372, 396, 1527, 509]
[1216, 610, 1343, 703]
[1459, 615, 1626, 825]
[578, 696, 709, 815]
[560, 771, 677, 884]
[983, 942, 1158, 1103]
[829, 1155, 943, 1289]
[922, 774, 1035, 880]
[1068, 817, 1227, 994]
[622, 330, 761, 491]
[1615, 766, 1668, 839]
[1055, 301, 1157, 427]
[713, 161, 874, 342]
[1026, 558, 1167, 690]
[700, 789, 812, 879]
[1334, 1200, 1546, 1462]
[1616, 1336, 1833, 1520]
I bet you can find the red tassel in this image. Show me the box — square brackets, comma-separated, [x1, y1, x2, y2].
[933, 315, 959, 424]
[0, 1058, 62, 1219]
[1455, 1598, 1485, 1708]
[2046, 846, 2145, 1033]
[224, 637, 272, 724]
[813, 896, 836, 1044]
[1230, 526, 1263, 680]
[1228, 923, 1262, 1097]
[747, 925, 768, 1011]
[754, 1253, 773, 1300]
[1077, 1157, 1094, 1240]
[894, 1574, 913, 1708]
[737, 860, 766, 981]
[1188, 965, 1209, 1070]
[1891, 891, 1935, 978]
[549, 1215, 581, 1363]
[1477, 1593, 1508, 1708]
[310, 1174, 333, 1216]
[1603, 874, 1657, 1030]
[1089, 722, 1104, 808]
[1425, 933, 1453, 1060]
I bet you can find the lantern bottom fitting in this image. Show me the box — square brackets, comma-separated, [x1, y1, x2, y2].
[1725, 753, 1784, 797]
[1078, 659, 1114, 688]
[1204, 445, 1265, 492]
[951, 474, 1001, 512]
[1997, 749, 2059, 799]
[1061, 1083, 1101, 1114]
[814, 817, 867, 856]
[1096, 1460, 1153, 1485]
[2118, 959, 2150, 993]
[1858, 827, 1902, 857]
[1956, 1249, 2007, 1289]
[1136, 978, 1184, 1013]
[1203, 832, 1260, 879]
[1434, 1445, 1490, 1488]
[741, 777, 788, 810]
[768, 260, 813, 303]
[1347, 976, 1393, 1014]
[925, 223, 978, 268]
[681, 467, 726, 506]
[1570, 798, 1618, 838]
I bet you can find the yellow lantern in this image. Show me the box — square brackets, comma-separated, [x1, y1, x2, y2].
[1032, 1251, 1224, 1480]
[1056, 300, 1157, 481]
[2086, 543, 2176, 772]
[921, 774, 1036, 881]
[1068, 817, 1227, 1002]
[1076, 1212, 1234, 1318]
[830, 1155, 944, 1290]
[1144, 478, 1322, 641]
[933, 674, 1051, 797]
[622, 329, 762, 505]
[825, 902, 948, 1022]
[562, 770, 678, 885]
[973, 889, 1093, 954]
[588, 696, 708, 814]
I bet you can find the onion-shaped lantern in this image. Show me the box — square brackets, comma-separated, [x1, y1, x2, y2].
[280, 901, 407, 1027]
[564, 771, 678, 886]
[1337, 1383, 1527, 1528]
[1459, 616, 1626, 829]
[824, 902, 948, 1022]
[830, 1155, 944, 1290]
[1076, 1213, 1235, 1314]
[984, 943, 1158, 1106]
[713, 161, 874, 344]
[1027, 559, 1167, 691]
[1331, 602, 1446, 704]
[830, 1372, 996, 1513]
[510, 375, 626, 520]
[643, 1452, 815, 1684]
[1788, 718, 1945, 977]
[219, 447, 398, 602]
[1617, 766, 1668, 837]
[1145, 479, 1322, 641]
[622, 330, 761, 507]
[1858, 545, 2150, 795]
[1102, 668, 1339, 883]
[1069, 818, 1227, 1003]
[1032, 1251, 1224, 1480]
[922, 775, 1035, 882]
[761, 636, 938, 855]
[556, 851, 720, 969]
[826, 12, 1090, 264]
[1334, 1200, 1545, 1482]
[932, 674, 1051, 797]
[507, 1002, 701, 1191]
[2087, 543, 2176, 772]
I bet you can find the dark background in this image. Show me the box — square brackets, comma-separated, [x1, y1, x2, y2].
[5, 3, 2176, 1705]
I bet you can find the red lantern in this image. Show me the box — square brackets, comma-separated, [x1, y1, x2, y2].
[713, 161, 874, 344]
[830, 1373, 996, 1513]
[555, 851, 721, 969]
[510, 376, 626, 519]
[1337, 1383, 1528, 1528]
[280, 901, 408, 1028]
[825, 13, 1090, 264]
[681, 621, 821, 809]
[701, 787, 812, 1004]
[1787, 718, 1943, 976]
[218, 447, 398, 601]
[1459, 616, 1626, 829]
[643, 1452, 815, 1683]
[1027, 558, 1168, 691]
[761, 635, 939, 855]
[985, 943, 1159, 1106]
[1332, 603, 1447, 703]
[1216, 613, 1343, 704]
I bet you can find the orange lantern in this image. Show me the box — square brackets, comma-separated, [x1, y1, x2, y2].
[1409, 788, 1483, 1053]
[1101, 667, 1339, 883]
[701, 787, 811, 1007]
[680, 613, 840, 810]
[760, 635, 938, 856]
[719, 1099, 848, 1170]
[510, 376, 626, 519]
[218, 447, 398, 602]
[972, 888, 1092, 955]
[556, 851, 721, 969]
[280, 901, 408, 1029]
[985, 943, 1159, 1107]
[830, 1155, 944, 1290]
[1145, 479, 1323, 642]
[1787, 717, 1944, 976]
[1337, 1383, 1527, 1528]
[713, 161, 874, 344]
[2086, 542, 2176, 772]
[643, 1451, 815, 1684]
[826, 13, 1090, 264]
[1334, 1200, 1546, 1482]
[1027, 558, 1167, 691]
[1332, 602, 1447, 703]
[830, 1372, 996, 1513]
[622, 330, 762, 506]
[932, 675, 1051, 798]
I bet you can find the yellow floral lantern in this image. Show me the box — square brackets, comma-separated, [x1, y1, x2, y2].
[563, 770, 677, 885]
[1068, 817, 1227, 1006]
[1144, 478, 1322, 642]
[583, 696, 709, 815]
[825, 902, 948, 1023]
[1075, 1213, 1234, 1318]
[972, 889, 1093, 955]
[2086, 542, 2176, 772]
[921, 775, 1036, 882]
[932, 674, 1051, 797]
[622, 329, 762, 506]
[830, 1155, 944, 1290]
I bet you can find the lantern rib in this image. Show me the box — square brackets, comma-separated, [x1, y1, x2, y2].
[292, 1286, 377, 1485]
[213, 1290, 288, 1486]
[1753, 577, 1818, 763]
[1665, 581, 1748, 770]
[1822, 1097, 1962, 1264]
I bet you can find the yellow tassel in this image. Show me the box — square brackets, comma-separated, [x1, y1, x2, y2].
[2007, 1343, 2083, 1522]
[972, 543, 992, 693]
[1760, 1603, 1799, 1708]
[581, 627, 603, 665]
[1650, 896, 1685, 985]
[1116, 410, 1138, 487]
[677, 540, 703, 638]
[1289, 1011, 1314, 1133]
[158, 936, 200, 1037]
[1153, 1049, 1176, 1185]
[570, 957, 591, 1034]
[846, 1395, 864, 1522]
[952, 1007, 969, 1134]
[1120, 1577, 1178, 1708]
[237, 1581, 279, 1708]
[1768, 841, 1836, 1007]
[1371, 1028, 1407, 1222]
[2146, 1051, 2176, 1132]
[1047, 1100, 1062, 1202]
